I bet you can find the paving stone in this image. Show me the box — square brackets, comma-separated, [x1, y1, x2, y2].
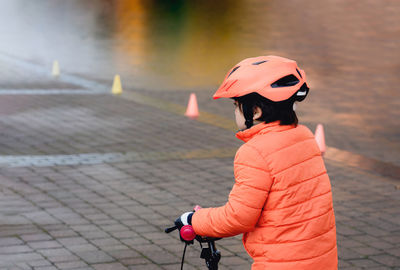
[38, 248, 73, 258]
[350, 258, 384, 268]
[28, 240, 62, 249]
[227, 264, 254, 270]
[162, 264, 198, 270]
[33, 267, 58, 270]
[336, 224, 364, 236]
[92, 262, 128, 270]
[48, 230, 78, 238]
[0, 245, 32, 254]
[107, 249, 141, 260]
[144, 251, 179, 265]
[99, 224, 128, 233]
[85, 214, 110, 221]
[367, 267, 393, 270]
[28, 260, 52, 267]
[71, 225, 99, 233]
[55, 261, 88, 269]
[120, 219, 148, 227]
[384, 247, 400, 257]
[367, 241, 394, 250]
[79, 230, 110, 240]
[57, 237, 88, 247]
[132, 225, 159, 234]
[66, 244, 99, 253]
[220, 255, 250, 265]
[370, 254, 400, 267]
[141, 231, 170, 241]
[357, 225, 391, 237]
[109, 231, 139, 239]
[338, 259, 352, 268]
[95, 219, 119, 226]
[0, 252, 44, 262]
[338, 238, 365, 248]
[90, 238, 122, 248]
[46, 255, 80, 264]
[97, 245, 128, 253]
[128, 264, 163, 270]
[20, 233, 52, 242]
[119, 257, 153, 266]
[338, 247, 363, 260]
[77, 250, 114, 264]
[0, 237, 24, 246]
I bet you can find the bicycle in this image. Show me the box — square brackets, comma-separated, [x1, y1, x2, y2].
[165, 206, 221, 270]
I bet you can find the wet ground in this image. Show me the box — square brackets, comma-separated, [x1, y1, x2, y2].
[0, 1, 399, 269]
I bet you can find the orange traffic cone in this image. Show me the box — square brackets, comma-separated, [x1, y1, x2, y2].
[315, 124, 326, 155]
[185, 93, 199, 119]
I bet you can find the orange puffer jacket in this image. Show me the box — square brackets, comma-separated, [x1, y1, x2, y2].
[192, 122, 337, 270]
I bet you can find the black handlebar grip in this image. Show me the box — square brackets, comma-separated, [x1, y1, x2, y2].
[165, 226, 178, 234]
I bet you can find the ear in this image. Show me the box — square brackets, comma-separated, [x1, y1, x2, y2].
[253, 106, 262, 120]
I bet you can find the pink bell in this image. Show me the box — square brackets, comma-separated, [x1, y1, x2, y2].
[180, 225, 196, 241]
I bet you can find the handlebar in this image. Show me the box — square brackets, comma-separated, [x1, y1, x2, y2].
[165, 206, 221, 270]
[165, 225, 178, 234]
[165, 224, 197, 242]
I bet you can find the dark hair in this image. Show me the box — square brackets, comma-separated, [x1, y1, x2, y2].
[233, 84, 309, 129]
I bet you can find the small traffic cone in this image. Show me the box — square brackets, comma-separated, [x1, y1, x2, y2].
[315, 124, 326, 155]
[185, 93, 199, 119]
[111, 74, 123, 95]
[52, 60, 60, 77]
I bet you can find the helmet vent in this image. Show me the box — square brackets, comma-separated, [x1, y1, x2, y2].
[228, 66, 240, 77]
[252, 60, 268, 65]
[271, 74, 299, 88]
[296, 68, 302, 78]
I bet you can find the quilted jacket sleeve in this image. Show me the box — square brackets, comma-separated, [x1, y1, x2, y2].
[192, 143, 273, 238]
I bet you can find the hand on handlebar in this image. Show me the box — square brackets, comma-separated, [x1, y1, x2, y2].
[175, 212, 195, 244]
[164, 212, 196, 244]
[165, 206, 221, 270]
[165, 206, 203, 244]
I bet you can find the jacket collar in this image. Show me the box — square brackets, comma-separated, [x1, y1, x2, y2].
[236, 121, 295, 142]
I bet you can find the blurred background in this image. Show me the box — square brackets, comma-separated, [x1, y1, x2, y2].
[0, 0, 399, 165]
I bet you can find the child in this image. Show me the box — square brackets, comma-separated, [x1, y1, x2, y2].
[176, 56, 337, 269]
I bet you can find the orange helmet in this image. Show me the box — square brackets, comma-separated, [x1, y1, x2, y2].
[213, 55, 308, 102]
